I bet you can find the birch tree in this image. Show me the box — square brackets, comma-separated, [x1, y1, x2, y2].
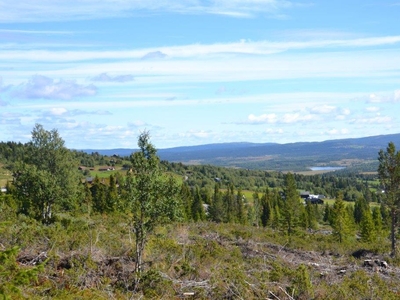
[13, 124, 80, 223]
[125, 131, 182, 288]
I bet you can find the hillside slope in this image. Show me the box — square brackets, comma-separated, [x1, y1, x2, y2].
[82, 133, 400, 171]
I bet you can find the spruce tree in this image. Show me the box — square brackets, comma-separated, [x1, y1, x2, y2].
[191, 186, 206, 221]
[236, 188, 245, 224]
[331, 193, 352, 243]
[360, 207, 376, 243]
[209, 183, 225, 223]
[282, 173, 301, 236]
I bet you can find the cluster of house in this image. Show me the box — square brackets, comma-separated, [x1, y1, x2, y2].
[300, 191, 325, 204]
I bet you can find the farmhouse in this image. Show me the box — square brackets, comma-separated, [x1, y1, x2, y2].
[98, 166, 115, 171]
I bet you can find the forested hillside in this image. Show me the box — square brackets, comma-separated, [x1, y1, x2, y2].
[1, 126, 400, 299]
[83, 133, 400, 171]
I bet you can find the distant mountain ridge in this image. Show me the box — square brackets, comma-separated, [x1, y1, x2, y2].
[81, 133, 400, 171]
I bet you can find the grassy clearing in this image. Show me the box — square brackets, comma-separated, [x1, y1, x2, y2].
[88, 169, 124, 179]
[323, 198, 380, 208]
[0, 163, 11, 187]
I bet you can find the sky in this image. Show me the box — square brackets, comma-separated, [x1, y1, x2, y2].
[0, 0, 400, 149]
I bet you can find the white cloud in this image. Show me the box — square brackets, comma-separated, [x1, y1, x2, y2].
[2, 36, 400, 62]
[247, 113, 277, 124]
[367, 93, 382, 103]
[13, 75, 97, 100]
[141, 51, 167, 60]
[350, 116, 392, 124]
[341, 108, 351, 115]
[0, 0, 294, 23]
[50, 107, 68, 115]
[265, 128, 283, 134]
[324, 128, 349, 136]
[91, 73, 134, 82]
[365, 106, 380, 112]
[310, 105, 337, 114]
[46, 108, 112, 117]
[395, 90, 400, 102]
[128, 120, 148, 127]
[179, 130, 211, 139]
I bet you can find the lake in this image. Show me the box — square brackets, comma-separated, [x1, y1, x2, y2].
[309, 166, 345, 171]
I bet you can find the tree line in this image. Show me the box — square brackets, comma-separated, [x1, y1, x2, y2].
[2, 124, 400, 296]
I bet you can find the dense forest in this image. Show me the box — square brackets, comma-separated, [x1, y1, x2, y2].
[1, 125, 400, 299]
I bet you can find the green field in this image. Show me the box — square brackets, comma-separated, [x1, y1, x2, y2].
[0, 164, 11, 187]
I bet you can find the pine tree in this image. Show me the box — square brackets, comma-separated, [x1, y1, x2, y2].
[282, 173, 301, 236]
[378, 142, 400, 256]
[360, 207, 376, 243]
[247, 192, 259, 226]
[191, 186, 206, 221]
[261, 189, 273, 227]
[354, 196, 368, 224]
[209, 183, 225, 223]
[372, 206, 383, 235]
[91, 176, 107, 213]
[180, 182, 193, 221]
[107, 174, 118, 212]
[331, 193, 352, 243]
[83, 181, 92, 215]
[236, 188, 245, 224]
[302, 200, 318, 230]
[224, 184, 236, 223]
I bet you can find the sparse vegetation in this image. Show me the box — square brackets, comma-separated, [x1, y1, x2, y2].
[1, 125, 400, 299]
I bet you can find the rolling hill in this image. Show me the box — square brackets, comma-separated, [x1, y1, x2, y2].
[81, 133, 400, 171]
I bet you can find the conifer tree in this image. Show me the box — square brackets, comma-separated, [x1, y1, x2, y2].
[236, 188, 245, 224]
[251, 192, 261, 227]
[91, 176, 107, 213]
[360, 207, 376, 243]
[224, 184, 236, 223]
[107, 174, 118, 212]
[260, 189, 273, 227]
[180, 182, 193, 221]
[372, 206, 383, 235]
[378, 142, 400, 256]
[83, 181, 92, 215]
[209, 183, 225, 223]
[331, 193, 352, 243]
[282, 173, 301, 236]
[302, 200, 318, 230]
[191, 185, 206, 221]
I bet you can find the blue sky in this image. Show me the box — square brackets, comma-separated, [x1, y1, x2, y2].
[0, 0, 400, 149]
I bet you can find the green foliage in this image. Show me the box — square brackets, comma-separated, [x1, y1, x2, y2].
[282, 173, 302, 237]
[378, 141, 400, 256]
[331, 193, 353, 243]
[209, 183, 224, 223]
[191, 186, 206, 221]
[290, 264, 314, 299]
[12, 124, 81, 224]
[359, 207, 376, 243]
[0, 246, 44, 299]
[124, 131, 182, 285]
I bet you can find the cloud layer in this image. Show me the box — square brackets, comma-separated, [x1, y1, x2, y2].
[13, 75, 97, 100]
